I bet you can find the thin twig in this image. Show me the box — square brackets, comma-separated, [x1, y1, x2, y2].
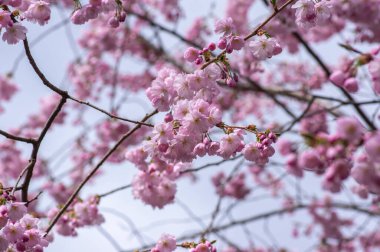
[98, 184, 132, 198]
[181, 155, 242, 174]
[0, 130, 35, 144]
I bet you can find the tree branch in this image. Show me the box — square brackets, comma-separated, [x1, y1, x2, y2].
[125, 202, 378, 252]
[23, 37, 154, 128]
[21, 96, 67, 202]
[0, 129, 35, 144]
[45, 109, 158, 235]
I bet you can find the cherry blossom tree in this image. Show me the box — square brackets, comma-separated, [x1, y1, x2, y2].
[1, 0, 380, 251]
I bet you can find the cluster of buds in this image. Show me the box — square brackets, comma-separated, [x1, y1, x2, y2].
[329, 49, 373, 93]
[184, 42, 217, 65]
[0, 184, 17, 205]
[181, 240, 217, 252]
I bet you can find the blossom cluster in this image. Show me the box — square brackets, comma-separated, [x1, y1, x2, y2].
[0, 0, 50, 44]
[126, 65, 277, 208]
[47, 196, 104, 236]
[212, 172, 250, 199]
[352, 132, 380, 195]
[292, 0, 332, 30]
[0, 197, 51, 251]
[70, 0, 126, 27]
[185, 17, 282, 70]
[0, 0, 184, 44]
[329, 52, 375, 94]
[129, 161, 185, 209]
[151, 234, 217, 252]
[279, 116, 364, 193]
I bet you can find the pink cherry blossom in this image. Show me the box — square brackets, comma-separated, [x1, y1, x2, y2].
[249, 37, 282, 60]
[214, 17, 235, 36]
[184, 47, 200, 62]
[154, 234, 176, 252]
[7, 203, 27, 222]
[335, 117, 363, 143]
[2, 24, 27, 44]
[0, 11, 12, 28]
[364, 133, 380, 162]
[329, 70, 347, 87]
[24, 0, 51, 25]
[343, 77, 359, 93]
[218, 131, 245, 159]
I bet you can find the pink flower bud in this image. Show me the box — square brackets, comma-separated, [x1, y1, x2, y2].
[202, 48, 209, 54]
[227, 78, 236, 87]
[229, 36, 244, 51]
[194, 143, 206, 157]
[164, 113, 173, 122]
[208, 142, 220, 155]
[329, 70, 347, 87]
[273, 44, 283, 55]
[158, 143, 169, 153]
[71, 9, 86, 25]
[108, 16, 119, 28]
[217, 38, 227, 50]
[203, 137, 211, 146]
[195, 57, 203, 65]
[118, 11, 127, 22]
[184, 47, 199, 62]
[343, 77, 359, 93]
[208, 42, 216, 51]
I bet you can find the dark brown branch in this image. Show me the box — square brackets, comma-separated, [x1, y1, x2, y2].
[21, 96, 67, 202]
[26, 191, 43, 206]
[23, 38, 69, 96]
[12, 166, 31, 195]
[254, 0, 376, 130]
[0, 129, 35, 144]
[295, 99, 380, 123]
[128, 10, 201, 50]
[243, 0, 295, 40]
[11, 19, 70, 74]
[68, 97, 153, 127]
[19, 37, 159, 202]
[291, 32, 376, 131]
[239, 77, 297, 119]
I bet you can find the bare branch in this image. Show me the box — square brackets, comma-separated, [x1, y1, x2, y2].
[98, 184, 132, 198]
[0, 129, 35, 144]
[45, 109, 158, 235]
